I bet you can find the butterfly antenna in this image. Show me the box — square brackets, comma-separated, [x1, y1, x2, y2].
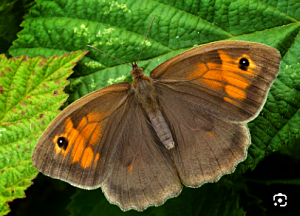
[86, 45, 132, 67]
[137, 17, 155, 63]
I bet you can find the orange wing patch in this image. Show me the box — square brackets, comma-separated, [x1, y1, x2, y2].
[206, 131, 215, 138]
[76, 115, 88, 131]
[53, 111, 109, 169]
[87, 112, 103, 121]
[127, 164, 133, 174]
[188, 50, 257, 105]
[93, 153, 100, 169]
[87, 112, 107, 146]
[81, 146, 94, 169]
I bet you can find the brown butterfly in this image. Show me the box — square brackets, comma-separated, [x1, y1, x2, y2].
[32, 40, 280, 211]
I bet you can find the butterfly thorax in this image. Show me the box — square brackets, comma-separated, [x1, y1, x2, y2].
[131, 62, 175, 150]
[132, 69, 157, 111]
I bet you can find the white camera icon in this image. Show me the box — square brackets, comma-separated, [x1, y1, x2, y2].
[273, 193, 287, 207]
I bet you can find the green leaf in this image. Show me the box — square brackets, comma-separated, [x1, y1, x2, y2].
[0, 0, 34, 54]
[0, 50, 87, 215]
[279, 138, 300, 162]
[233, 180, 267, 216]
[7, 0, 300, 214]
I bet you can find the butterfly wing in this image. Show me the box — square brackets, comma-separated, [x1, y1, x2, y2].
[158, 89, 250, 186]
[150, 41, 280, 186]
[32, 82, 133, 189]
[101, 98, 182, 211]
[151, 41, 281, 122]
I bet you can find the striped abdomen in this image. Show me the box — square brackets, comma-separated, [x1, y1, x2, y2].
[146, 108, 174, 150]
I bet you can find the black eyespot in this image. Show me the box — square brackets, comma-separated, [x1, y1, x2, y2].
[239, 58, 250, 70]
[57, 137, 68, 150]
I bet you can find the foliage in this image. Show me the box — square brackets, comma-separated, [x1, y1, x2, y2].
[0, 51, 87, 215]
[1, 0, 300, 215]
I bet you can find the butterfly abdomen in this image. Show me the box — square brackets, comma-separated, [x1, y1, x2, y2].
[146, 109, 175, 149]
[132, 68, 175, 150]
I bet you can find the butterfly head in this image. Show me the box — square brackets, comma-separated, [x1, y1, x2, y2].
[131, 62, 144, 79]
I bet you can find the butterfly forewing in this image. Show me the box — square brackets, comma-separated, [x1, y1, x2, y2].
[151, 41, 281, 122]
[32, 82, 132, 188]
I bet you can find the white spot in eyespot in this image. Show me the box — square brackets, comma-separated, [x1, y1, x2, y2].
[176, 35, 179, 39]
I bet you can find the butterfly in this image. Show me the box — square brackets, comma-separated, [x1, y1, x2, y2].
[32, 40, 281, 211]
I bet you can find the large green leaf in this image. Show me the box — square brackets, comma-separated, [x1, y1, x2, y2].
[0, 0, 34, 54]
[0, 51, 87, 215]
[7, 0, 300, 215]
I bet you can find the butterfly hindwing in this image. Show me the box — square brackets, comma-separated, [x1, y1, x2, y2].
[101, 98, 181, 211]
[157, 86, 250, 186]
